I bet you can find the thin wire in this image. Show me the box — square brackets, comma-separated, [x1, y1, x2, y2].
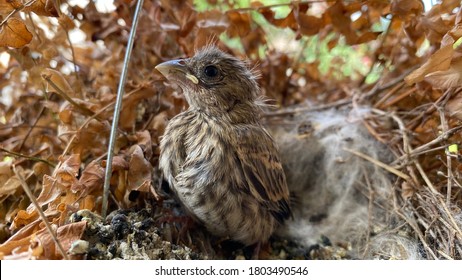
[102, 0, 145, 218]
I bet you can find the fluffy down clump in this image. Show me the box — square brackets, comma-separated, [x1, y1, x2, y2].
[265, 107, 422, 259]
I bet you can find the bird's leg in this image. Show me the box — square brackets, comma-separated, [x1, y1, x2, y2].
[250, 242, 272, 259]
[251, 242, 261, 260]
[157, 208, 196, 243]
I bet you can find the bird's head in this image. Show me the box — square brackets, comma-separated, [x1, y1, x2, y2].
[156, 47, 260, 119]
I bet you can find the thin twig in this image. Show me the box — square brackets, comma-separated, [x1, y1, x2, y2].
[343, 147, 411, 180]
[0, 147, 56, 168]
[262, 98, 351, 117]
[60, 87, 143, 157]
[0, 0, 37, 27]
[438, 250, 454, 260]
[42, 74, 95, 117]
[12, 165, 68, 259]
[102, 0, 145, 218]
[414, 160, 440, 196]
[437, 106, 452, 206]
[394, 125, 462, 165]
[17, 105, 46, 152]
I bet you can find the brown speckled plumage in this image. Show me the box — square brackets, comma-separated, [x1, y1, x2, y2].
[156, 46, 290, 246]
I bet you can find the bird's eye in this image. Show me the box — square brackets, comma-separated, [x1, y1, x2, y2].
[204, 65, 219, 78]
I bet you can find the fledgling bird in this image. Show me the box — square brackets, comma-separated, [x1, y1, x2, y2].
[155, 46, 291, 247]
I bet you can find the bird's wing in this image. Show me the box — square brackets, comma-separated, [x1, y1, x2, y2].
[235, 126, 291, 223]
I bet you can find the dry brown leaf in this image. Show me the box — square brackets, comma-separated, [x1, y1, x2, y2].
[119, 89, 156, 129]
[135, 130, 153, 159]
[421, 15, 452, 44]
[104, 155, 130, 172]
[196, 10, 228, 30]
[32, 162, 51, 182]
[327, 1, 357, 45]
[0, 236, 33, 260]
[29, 220, 86, 259]
[73, 160, 104, 194]
[260, 8, 297, 30]
[298, 13, 323, 36]
[356, 31, 381, 44]
[151, 110, 169, 136]
[55, 154, 81, 186]
[390, 0, 424, 19]
[0, 0, 18, 16]
[23, 0, 59, 17]
[127, 145, 152, 194]
[58, 106, 73, 124]
[12, 210, 39, 229]
[0, 18, 33, 48]
[445, 94, 462, 120]
[58, 14, 76, 30]
[42, 68, 75, 97]
[405, 44, 454, 84]
[0, 163, 20, 197]
[0, 161, 13, 189]
[56, 221, 87, 252]
[226, 11, 251, 37]
[35, 175, 64, 207]
[425, 59, 462, 88]
[71, 119, 109, 157]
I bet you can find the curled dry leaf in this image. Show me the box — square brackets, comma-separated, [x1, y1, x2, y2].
[405, 44, 453, 85]
[35, 175, 65, 207]
[72, 160, 105, 195]
[0, 162, 18, 197]
[104, 155, 130, 172]
[425, 59, 462, 89]
[445, 94, 462, 120]
[55, 154, 81, 186]
[31, 221, 86, 259]
[127, 145, 152, 194]
[11, 210, 39, 230]
[134, 130, 153, 159]
[0, 18, 33, 48]
[3, 220, 86, 259]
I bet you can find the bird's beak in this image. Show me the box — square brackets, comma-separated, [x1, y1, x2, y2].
[155, 59, 199, 85]
[155, 59, 186, 77]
